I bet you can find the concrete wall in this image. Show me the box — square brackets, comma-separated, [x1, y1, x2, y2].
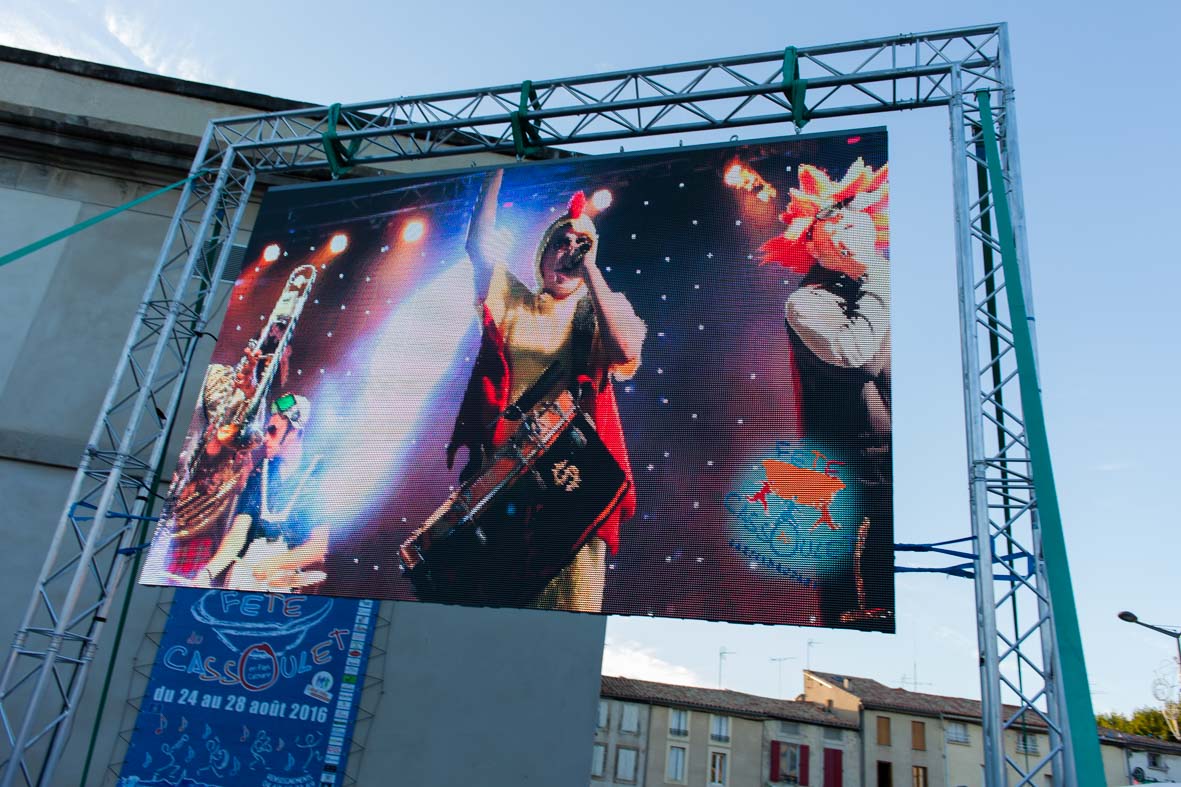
[0, 163, 227, 469]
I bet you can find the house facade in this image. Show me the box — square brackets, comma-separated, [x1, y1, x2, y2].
[597, 675, 861, 787]
[802, 669, 1180, 787]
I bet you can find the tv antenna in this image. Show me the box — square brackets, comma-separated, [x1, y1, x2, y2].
[770, 656, 797, 697]
[718, 647, 736, 688]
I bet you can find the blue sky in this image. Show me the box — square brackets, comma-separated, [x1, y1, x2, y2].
[3, 0, 1179, 716]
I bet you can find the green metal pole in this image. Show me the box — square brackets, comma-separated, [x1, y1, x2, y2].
[975, 89, 1105, 786]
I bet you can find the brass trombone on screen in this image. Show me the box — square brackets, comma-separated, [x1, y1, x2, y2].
[165, 264, 317, 543]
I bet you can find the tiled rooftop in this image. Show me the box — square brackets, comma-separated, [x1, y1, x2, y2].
[806, 670, 1181, 753]
[601, 675, 858, 730]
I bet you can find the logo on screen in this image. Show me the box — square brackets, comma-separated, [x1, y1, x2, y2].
[724, 442, 861, 587]
[552, 460, 582, 492]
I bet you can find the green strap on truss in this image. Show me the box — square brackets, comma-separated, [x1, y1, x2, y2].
[975, 88, 1105, 787]
[322, 102, 361, 178]
[782, 47, 809, 128]
[0, 171, 205, 270]
[510, 80, 544, 158]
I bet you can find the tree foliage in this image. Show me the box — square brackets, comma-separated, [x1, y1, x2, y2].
[1097, 707, 1177, 741]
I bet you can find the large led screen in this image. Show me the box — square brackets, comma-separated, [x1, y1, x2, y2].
[141, 129, 893, 631]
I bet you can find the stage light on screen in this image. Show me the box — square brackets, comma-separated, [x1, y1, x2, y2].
[142, 129, 894, 633]
[401, 219, 426, 243]
[724, 161, 778, 203]
[724, 163, 747, 187]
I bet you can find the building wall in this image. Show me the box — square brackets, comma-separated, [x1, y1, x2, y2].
[643, 705, 686, 786]
[1124, 745, 1181, 784]
[940, 717, 983, 787]
[802, 674, 861, 725]
[630, 706, 764, 787]
[1101, 742, 1130, 786]
[720, 713, 764, 786]
[860, 710, 950, 787]
[762, 718, 861, 787]
[594, 699, 651, 785]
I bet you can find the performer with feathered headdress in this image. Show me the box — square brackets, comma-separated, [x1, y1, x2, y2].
[759, 157, 892, 629]
[445, 168, 648, 612]
[761, 156, 891, 444]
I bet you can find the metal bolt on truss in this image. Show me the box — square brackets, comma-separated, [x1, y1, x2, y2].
[0, 23, 1102, 787]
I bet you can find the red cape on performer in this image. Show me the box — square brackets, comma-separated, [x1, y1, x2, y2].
[446, 304, 637, 554]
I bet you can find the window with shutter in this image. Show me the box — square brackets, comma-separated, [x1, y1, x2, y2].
[590, 743, 606, 778]
[771, 741, 804, 783]
[877, 716, 891, 746]
[615, 747, 638, 783]
[669, 708, 689, 737]
[667, 745, 687, 783]
[620, 703, 640, 734]
[911, 721, 926, 751]
[709, 751, 728, 786]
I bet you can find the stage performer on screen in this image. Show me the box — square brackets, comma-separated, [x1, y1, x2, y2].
[759, 157, 892, 628]
[193, 392, 329, 592]
[161, 265, 314, 579]
[446, 167, 647, 612]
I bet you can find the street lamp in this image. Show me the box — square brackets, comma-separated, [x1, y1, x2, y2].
[1118, 611, 1181, 664]
[1118, 610, 1181, 707]
[1119, 611, 1181, 741]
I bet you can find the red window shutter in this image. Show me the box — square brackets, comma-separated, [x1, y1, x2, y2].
[800, 744, 810, 786]
[771, 740, 782, 781]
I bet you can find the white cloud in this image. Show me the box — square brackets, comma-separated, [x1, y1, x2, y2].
[0, 2, 231, 87]
[0, 5, 135, 68]
[602, 638, 707, 686]
[102, 6, 224, 85]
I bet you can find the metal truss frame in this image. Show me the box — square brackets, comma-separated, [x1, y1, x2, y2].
[0, 22, 1101, 786]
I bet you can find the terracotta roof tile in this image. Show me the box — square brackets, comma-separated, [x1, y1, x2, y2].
[1096, 727, 1181, 754]
[807, 670, 987, 719]
[601, 675, 858, 730]
[807, 670, 1181, 751]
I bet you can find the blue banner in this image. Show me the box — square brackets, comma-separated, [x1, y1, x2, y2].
[118, 589, 375, 787]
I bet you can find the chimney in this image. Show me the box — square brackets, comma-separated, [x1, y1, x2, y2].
[843, 678, 852, 690]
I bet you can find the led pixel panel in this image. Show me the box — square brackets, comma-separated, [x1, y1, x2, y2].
[141, 129, 893, 631]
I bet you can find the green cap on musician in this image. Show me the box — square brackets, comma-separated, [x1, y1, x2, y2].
[271, 392, 310, 430]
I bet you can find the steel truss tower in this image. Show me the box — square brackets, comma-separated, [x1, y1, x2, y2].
[0, 23, 1103, 787]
